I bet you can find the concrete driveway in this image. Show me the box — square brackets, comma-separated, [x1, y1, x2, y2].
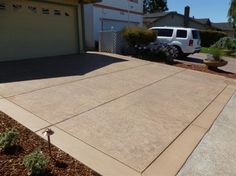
[0, 52, 235, 176]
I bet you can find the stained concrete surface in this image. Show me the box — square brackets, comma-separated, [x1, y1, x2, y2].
[7, 64, 183, 124]
[56, 69, 226, 171]
[0, 52, 235, 175]
[178, 92, 236, 176]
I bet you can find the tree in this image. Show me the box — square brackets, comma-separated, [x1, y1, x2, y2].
[143, 0, 168, 14]
[228, 0, 236, 26]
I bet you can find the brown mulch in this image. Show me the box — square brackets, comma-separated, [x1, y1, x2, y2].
[174, 62, 236, 79]
[0, 111, 100, 176]
[130, 54, 236, 79]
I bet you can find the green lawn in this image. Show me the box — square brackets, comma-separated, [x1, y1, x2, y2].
[200, 47, 236, 58]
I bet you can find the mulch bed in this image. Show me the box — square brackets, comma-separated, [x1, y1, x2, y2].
[133, 54, 236, 79]
[174, 62, 236, 79]
[0, 111, 100, 176]
[129, 53, 236, 79]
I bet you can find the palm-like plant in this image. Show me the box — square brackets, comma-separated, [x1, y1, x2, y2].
[228, 0, 236, 26]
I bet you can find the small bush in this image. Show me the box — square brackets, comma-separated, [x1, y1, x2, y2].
[122, 27, 156, 47]
[0, 128, 18, 151]
[134, 42, 176, 64]
[199, 30, 227, 47]
[23, 149, 49, 175]
[211, 37, 236, 50]
[209, 48, 223, 60]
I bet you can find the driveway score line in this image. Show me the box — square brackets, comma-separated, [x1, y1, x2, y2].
[35, 69, 187, 131]
[141, 84, 228, 174]
[4, 98, 54, 130]
[142, 85, 235, 176]
[1, 98, 141, 174]
[30, 69, 187, 173]
[5, 62, 152, 98]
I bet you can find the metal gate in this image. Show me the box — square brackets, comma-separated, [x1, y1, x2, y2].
[99, 30, 124, 54]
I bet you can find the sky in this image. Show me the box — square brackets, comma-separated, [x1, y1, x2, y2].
[167, 0, 231, 22]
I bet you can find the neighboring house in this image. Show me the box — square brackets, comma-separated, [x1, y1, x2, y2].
[144, 6, 212, 30]
[212, 22, 236, 38]
[84, 0, 143, 49]
[0, 0, 100, 62]
[144, 6, 236, 37]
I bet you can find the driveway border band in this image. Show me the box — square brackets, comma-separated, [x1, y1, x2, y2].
[1, 85, 235, 176]
[142, 85, 236, 176]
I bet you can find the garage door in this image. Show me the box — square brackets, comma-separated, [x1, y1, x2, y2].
[0, 0, 78, 61]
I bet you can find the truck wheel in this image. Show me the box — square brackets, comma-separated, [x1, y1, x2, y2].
[172, 46, 182, 59]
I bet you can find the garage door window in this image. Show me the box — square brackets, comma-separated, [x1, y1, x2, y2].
[42, 8, 49, 14]
[54, 10, 61, 15]
[12, 4, 22, 11]
[0, 3, 6, 10]
[28, 6, 37, 13]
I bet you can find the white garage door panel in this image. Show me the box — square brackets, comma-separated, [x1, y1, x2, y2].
[0, 0, 78, 61]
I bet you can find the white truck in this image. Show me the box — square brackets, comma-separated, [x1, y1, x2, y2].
[149, 26, 201, 58]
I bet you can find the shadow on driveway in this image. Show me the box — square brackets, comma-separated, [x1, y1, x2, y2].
[177, 55, 204, 64]
[0, 53, 126, 83]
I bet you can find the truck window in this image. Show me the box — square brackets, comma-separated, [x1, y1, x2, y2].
[176, 30, 187, 38]
[157, 29, 173, 37]
[192, 30, 200, 39]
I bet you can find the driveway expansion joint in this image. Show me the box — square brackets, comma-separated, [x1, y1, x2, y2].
[4, 98, 53, 131]
[141, 83, 230, 175]
[55, 125, 141, 173]
[5, 63, 153, 99]
[35, 69, 187, 132]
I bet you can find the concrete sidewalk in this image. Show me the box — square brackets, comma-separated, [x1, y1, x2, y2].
[0, 52, 236, 176]
[178, 92, 236, 176]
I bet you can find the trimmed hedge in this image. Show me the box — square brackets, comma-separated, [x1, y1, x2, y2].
[199, 30, 227, 47]
[122, 27, 157, 47]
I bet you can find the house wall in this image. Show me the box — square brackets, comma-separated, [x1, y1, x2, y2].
[84, 4, 94, 49]
[224, 30, 236, 38]
[98, 0, 143, 13]
[149, 14, 184, 27]
[188, 20, 207, 29]
[84, 0, 143, 49]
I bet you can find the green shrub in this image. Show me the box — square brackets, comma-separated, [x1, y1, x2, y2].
[211, 37, 236, 50]
[209, 48, 223, 60]
[23, 149, 49, 175]
[122, 27, 156, 46]
[157, 50, 174, 64]
[0, 128, 18, 151]
[199, 30, 227, 47]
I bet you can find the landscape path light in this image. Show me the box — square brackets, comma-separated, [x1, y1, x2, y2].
[42, 128, 54, 158]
